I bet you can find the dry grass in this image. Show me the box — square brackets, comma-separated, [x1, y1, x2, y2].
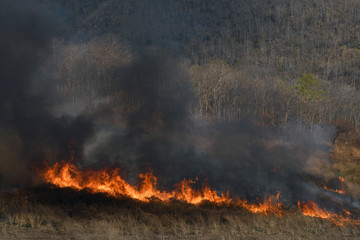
[324, 121, 360, 199]
[299, 121, 360, 202]
[2, 123, 360, 239]
[0, 188, 359, 240]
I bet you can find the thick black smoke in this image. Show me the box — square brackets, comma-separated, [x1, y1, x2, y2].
[83, 50, 334, 204]
[84, 50, 199, 183]
[0, 0, 341, 210]
[0, 1, 94, 188]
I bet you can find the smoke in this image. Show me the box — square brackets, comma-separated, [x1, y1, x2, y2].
[82, 50, 335, 204]
[202, 121, 334, 203]
[0, 0, 340, 210]
[0, 0, 94, 188]
[84, 50, 198, 183]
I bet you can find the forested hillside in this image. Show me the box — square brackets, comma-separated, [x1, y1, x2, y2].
[2, 1, 360, 239]
[40, 0, 360, 127]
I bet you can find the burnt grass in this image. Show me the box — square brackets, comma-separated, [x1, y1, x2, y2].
[0, 185, 359, 240]
[30, 185, 236, 218]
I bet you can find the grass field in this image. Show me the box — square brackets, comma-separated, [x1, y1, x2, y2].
[1, 187, 360, 240]
[2, 123, 360, 240]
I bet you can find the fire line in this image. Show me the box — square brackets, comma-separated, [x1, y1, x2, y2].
[40, 161, 360, 225]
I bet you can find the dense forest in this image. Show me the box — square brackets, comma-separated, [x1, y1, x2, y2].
[37, 0, 360, 128]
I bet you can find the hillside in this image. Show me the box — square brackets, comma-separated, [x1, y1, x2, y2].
[2, 0, 360, 239]
[38, 0, 360, 127]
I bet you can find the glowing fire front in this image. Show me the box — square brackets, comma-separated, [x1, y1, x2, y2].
[323, 176, 346, 195]
[40, 161, 360, 225]
[298, 201, 360, 226]
[40, 161, 282, 215]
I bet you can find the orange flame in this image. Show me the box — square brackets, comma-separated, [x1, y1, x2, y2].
[298, 201, 360, 226]
[323, 176, 346, 195]
[40, 161, 282, 214]
[236, 193, 283, 216]
[40, 161, 360, 224]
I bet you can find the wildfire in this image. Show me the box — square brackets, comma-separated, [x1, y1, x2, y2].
[236, 193, 283, 216]
[323, 176, 346, 195]
[40, 161, 360, 224]
[298, 201, 360, 226]
[40, 161, 282, 214]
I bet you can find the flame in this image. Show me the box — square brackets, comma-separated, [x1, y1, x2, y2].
[40, 161, 360, 224]
[298, 201, 360, 226]
[40, 161, 282, 214]
[236, 193, 283, 216]
[323, 176, 346, 195]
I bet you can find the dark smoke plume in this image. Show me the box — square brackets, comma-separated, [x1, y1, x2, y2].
[0, 0, 342, 212]
[0, 1, 94, 188]
[84, 50, 198, 183]
[83, 50, 334, 205]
